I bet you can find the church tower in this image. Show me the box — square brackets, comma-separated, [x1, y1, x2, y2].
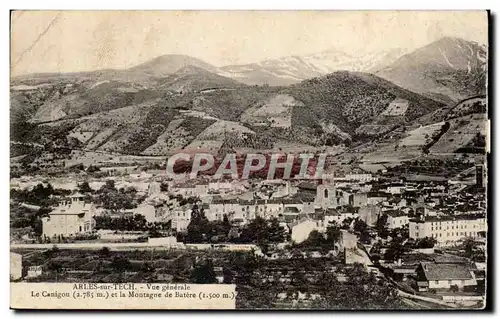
[316, 178, 337, 209]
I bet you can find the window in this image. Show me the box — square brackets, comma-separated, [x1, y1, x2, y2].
[435, 280, 439, 284]
[324, 189, 329, 198]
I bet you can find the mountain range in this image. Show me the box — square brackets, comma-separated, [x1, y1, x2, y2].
[10, 37, 488, 164]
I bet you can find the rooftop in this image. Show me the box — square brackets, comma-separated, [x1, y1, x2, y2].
[420, 262, 474, 281]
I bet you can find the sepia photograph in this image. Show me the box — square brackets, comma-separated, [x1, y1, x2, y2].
[9, 10, 489, 310]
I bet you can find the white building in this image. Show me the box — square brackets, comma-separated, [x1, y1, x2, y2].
[10, 252, 22, 280]
[133, 202, 158, 223]
[416, 262, 477, 291]
[385, 211, 410, 229]
[386, 184, 406, 195]
[42, 196, 96, 238]
[344, 173, 374, 183]
[27, 265, 43, 278]
[172, 181, 209, 198]
[409, 214, 487, 244]
[171, 207, 192, 232]
[323, 209, 359, 225]
[290, 218, 327, 244]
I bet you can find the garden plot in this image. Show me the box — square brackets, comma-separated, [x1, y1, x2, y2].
[381, 98, 409, 116]
[399, 122, 445, 147]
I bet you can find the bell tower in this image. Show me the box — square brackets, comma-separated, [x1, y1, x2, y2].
[316, 176, 337, 209]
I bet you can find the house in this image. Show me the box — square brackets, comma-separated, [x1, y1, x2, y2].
[386, 183, 406, 195]
[358, 205, 380, 226]
[133, 202, 158, 223]
[214, 267, 224, 283]
[344, 173, 374, 183]
[27, 265, 43, 278]
[42, 195, 96, 238]
[339, 230, 357, 250]
[208, 180, 233, 190]
[172, 180, 209, 198]
[290, 218, 326, 244]
[171, 206, 192, 232]
[10, 252, 22, 280]
[207, 198, 258, 222]
[385, 210, 409, 229]
[367, 191, 390, 205]
[323, 208, 359, 225]
[271, 181, 297, 198]
[416, 262, 477, 292]
[337, 189, 368, 207]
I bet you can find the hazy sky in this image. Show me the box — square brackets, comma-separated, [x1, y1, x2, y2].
[11, 11, 488, 76]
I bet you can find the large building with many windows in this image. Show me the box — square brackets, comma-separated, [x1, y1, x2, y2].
[409, 214, 486, 244]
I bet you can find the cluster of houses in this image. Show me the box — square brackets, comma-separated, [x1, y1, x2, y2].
[37, 165, 487, 251]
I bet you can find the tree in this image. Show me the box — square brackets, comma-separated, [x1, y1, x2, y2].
[463, 237, 477, 259]
[78, 181, 93, 194]
[222, 267, 234, 284]
[110, 256, 132, 273]
[191, 259, 218, 284]
[99, 246, 111, 257]
[159, 182, 169, 192]
[376, 214, 388, 230]
[353, 218, 368, 233]
[185, 205, 211, 243]
[303, 230, 325, 248]
[47, 260, 62, 273]
[325, 225, 341, 244]
[384, 239, 405, 262]
[312, 264, 401, 309]
[341, 217, 354, 230]
[359, 230, 372, 244]
[141, 262, 154, 273]
[238, 216, 286, 249]
[415, 236, 437, 249]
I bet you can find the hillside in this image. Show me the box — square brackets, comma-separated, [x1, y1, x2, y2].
[356, 97, 488, 163]
[282, 71, 445, 144]
[156, 65, 246, 93]
[376, 37, 487, 103]
[11, 69, 449, 160]
[11, 80, 163, 123]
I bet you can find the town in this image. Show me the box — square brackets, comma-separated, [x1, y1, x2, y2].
[10, 151, 487, 309]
